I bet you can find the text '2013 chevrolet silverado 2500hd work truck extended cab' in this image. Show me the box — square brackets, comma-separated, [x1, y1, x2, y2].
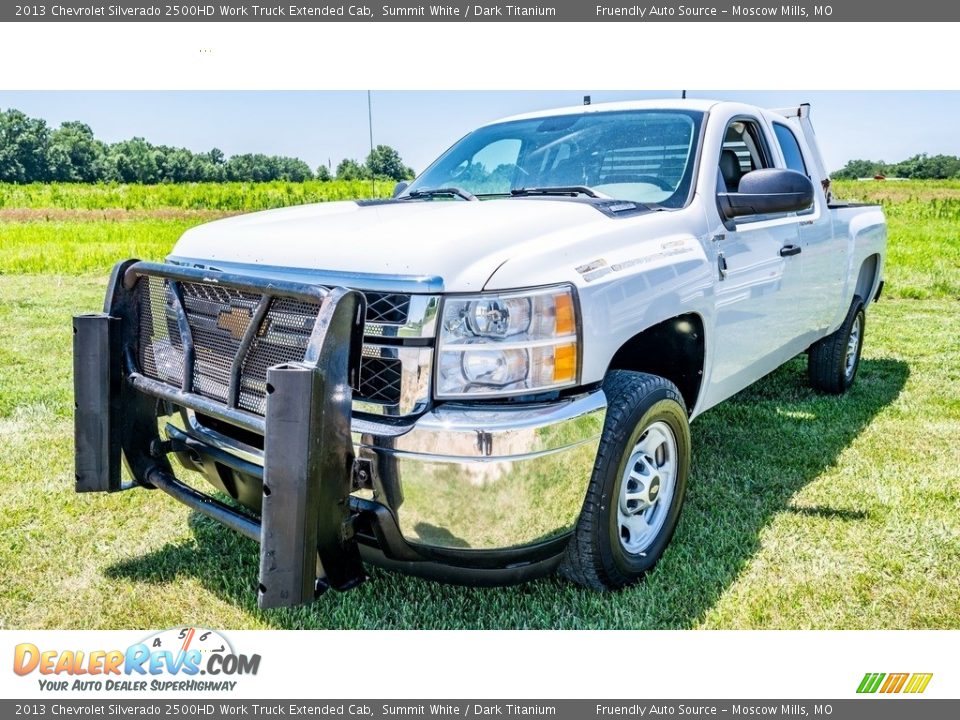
[73, 99, 887, 607]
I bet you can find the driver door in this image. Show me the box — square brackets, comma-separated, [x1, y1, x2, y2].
[704, 117, 805, 405]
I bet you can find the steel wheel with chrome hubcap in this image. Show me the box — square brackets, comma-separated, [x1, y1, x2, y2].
[844, 314, 862, 381]
[560, 370, 691, 590]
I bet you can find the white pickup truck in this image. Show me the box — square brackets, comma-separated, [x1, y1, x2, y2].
[74, 99, 887, 606]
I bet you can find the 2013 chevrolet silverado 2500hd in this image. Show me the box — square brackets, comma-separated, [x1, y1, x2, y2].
[73, 99, 887, 607]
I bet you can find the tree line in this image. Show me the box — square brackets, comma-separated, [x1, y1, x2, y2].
[0, 108, 415, 184]
[833, 154, 960, 180]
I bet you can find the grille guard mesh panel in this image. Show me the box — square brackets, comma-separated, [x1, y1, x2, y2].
[136, 277, 403, 415]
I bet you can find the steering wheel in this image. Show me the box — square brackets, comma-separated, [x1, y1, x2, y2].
[618, 174, 675, 191]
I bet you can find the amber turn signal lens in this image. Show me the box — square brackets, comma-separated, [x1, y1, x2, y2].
[553, 343, 577, 383]
[554, 292, 575, 335]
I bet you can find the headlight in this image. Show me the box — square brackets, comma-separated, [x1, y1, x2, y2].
[435, 285, 579, 399]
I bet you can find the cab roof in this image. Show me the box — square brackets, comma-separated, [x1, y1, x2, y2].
[486, 98, 722, 126]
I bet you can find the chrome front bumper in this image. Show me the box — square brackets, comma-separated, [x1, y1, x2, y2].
[168, 390, 607, 553]
[79, 259, 603, 603]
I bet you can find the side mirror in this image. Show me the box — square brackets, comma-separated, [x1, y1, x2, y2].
[718, 168, 814, 219]
[392, 181, 409, 198]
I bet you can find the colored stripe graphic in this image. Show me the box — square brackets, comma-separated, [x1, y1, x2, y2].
[857, 672, 933, 694]
[857, 673, 885, 693]
[904, 673, 934, 694]
[880, 673, 909, 693]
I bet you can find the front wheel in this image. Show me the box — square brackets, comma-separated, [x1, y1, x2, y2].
[559, 370, 691, 591]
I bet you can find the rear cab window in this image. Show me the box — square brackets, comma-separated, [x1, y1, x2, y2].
[773, 122, 814, 215]
[773, 123, 808, 174]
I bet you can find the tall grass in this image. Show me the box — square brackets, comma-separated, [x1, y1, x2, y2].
[0, 180, 392, 212]
[833, 178, 960, 206]
[0, 220, 187, 275]
[833, 180, 960, 300]
[0, 180, 393, 275]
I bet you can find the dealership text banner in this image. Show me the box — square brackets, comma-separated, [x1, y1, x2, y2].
[5, 1, 960, 22]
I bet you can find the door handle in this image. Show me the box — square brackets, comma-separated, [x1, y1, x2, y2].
[779, 244, 802, 257]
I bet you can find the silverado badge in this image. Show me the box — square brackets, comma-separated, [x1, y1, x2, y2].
[216, 305, 252, 341]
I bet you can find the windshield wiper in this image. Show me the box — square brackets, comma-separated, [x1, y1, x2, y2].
[510, 186, 601, 198]
[401, 187, 478, 202]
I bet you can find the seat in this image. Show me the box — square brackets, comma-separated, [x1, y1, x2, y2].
[541, 157, 586, 187]
[719, 149, 744, 192]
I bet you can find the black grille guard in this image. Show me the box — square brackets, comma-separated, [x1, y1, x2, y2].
[73, 259, 368, 607]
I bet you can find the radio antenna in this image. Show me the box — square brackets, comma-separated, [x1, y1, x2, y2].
[367, 90, 375, 196]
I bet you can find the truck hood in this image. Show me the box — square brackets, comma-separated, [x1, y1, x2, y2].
[170, 199, 619, 292]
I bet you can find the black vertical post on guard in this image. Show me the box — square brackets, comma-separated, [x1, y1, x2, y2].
[73, 314, 122, 492]
[258, 288, 366, 609]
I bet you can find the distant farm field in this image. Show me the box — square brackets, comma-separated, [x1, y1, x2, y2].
[0, 179, 958, 630]
[0, 180, 393, 274]
[0, 179, 390, 212]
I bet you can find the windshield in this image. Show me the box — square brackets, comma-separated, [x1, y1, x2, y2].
[404, 109, 703, 208]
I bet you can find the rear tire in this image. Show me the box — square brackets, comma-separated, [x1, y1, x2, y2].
[559, 370, 690, 591]
[808, 296, 865, 394]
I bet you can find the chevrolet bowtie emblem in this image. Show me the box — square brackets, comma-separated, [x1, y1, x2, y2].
[216, 306, 252, 341]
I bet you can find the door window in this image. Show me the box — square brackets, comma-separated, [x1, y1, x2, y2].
[773, 123, 814, 215]
[718, 119, 772, 193]
[773, 123, 808, 175]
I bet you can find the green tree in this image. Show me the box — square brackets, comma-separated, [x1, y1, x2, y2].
[156, 146, 195, 183]
[832, 159, 886, 179]
[0, 108, 52, 182]
[47, 121, 106, 182]
[892, 154, 960, 179]
[0, 106, 415, 184]
[365, 144, 413, 180]
[189, 149, 225, 181]
[225, 153, 271, 182]
[336, 158, 367, 180]
[274, 156, 313, 182]
[107, 138, 160, 183]
[834, 154, 960, 180]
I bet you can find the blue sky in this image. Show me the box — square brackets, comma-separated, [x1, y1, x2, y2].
[2, 91, 957, 174]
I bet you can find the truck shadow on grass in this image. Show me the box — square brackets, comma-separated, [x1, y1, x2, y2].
[106, 356, 908, 629]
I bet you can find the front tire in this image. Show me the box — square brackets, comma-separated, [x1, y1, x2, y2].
[808, 296, 866, 394]
[559, 370, 691, 591]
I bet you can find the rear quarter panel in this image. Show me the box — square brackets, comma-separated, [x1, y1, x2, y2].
[827, 205, 887, 331]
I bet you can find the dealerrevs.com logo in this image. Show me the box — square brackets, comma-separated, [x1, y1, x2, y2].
[13, 627, 260, 692]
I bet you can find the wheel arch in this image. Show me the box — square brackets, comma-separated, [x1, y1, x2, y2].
[605, 313, 706, 414]
[854, 253, 882, 307]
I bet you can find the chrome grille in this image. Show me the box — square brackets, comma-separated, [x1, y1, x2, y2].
[364, 292, 410, 325]
[358, 353, 403, 404]
[136, 277, 406, 416]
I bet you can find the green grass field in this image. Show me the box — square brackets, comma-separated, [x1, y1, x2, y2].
[0, 179, 958, 629]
